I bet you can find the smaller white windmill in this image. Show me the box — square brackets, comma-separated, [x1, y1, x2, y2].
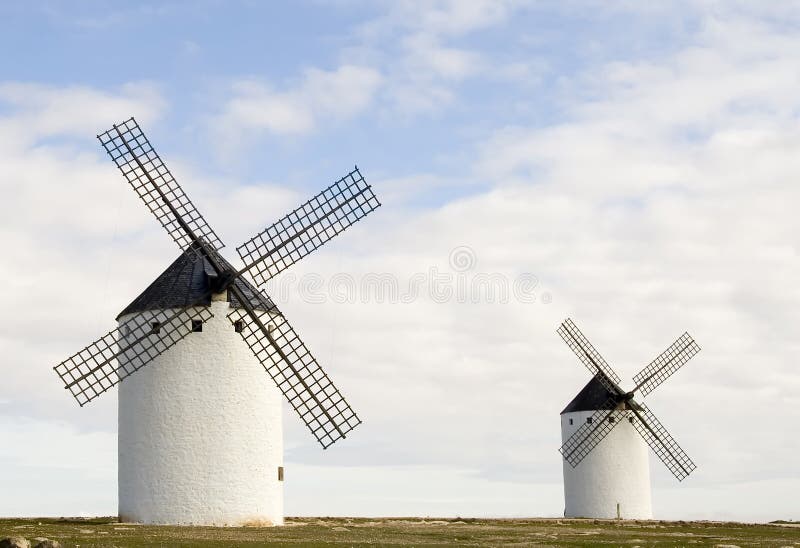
[556, 318, 701, 519]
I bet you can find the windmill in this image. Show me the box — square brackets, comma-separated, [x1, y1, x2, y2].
[53, 118, 381, 526]
[556, 318, 700, 519]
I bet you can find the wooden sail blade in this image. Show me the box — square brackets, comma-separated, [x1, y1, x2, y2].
[629, 402, 697, 481]
[237, 167, 380, 286]
[54, 306, 214, 406]
[632, 332, 700, 397]
[227, 296, 361, 449]
[559, 397, 626, 467]
[558, 318, 624, 395]
[97, 118, 225, 253]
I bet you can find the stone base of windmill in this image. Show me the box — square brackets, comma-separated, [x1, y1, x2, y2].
[561, 410, 653, 520]
[118, 300, 285, 526]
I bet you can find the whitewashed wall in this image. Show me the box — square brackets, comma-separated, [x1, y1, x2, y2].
[561, 410, 652, 519]
[118, 299, 284, 526]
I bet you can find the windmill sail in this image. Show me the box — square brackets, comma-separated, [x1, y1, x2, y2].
[97, 118, 225, 253]
[237, 167, 381, 287]
[227, 295, 361, 449]
[54, 306, 213, 406]
[559, 396, 625, 467]
[629, 402, 697, 481]
[632, 332, 700, 397]
[557, 318, 623, 395]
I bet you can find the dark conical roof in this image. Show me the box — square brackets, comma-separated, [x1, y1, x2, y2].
[117, 251, 276, 319]
[561, 375, 621, 414]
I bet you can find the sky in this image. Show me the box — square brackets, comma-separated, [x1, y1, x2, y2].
[1, 0, 799, 522]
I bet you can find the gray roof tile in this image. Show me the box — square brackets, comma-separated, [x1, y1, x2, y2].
[561, 374, 621, 414]
[117, 252, 277, 319]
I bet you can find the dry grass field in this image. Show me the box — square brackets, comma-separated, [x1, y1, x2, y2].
[1, 516, 798, 547]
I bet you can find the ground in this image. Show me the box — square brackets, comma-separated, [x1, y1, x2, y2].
[1, 517, 798, 547]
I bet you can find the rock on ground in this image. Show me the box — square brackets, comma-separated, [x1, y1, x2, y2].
[32, 539, 61, 548]
[0, 537, 30, 548]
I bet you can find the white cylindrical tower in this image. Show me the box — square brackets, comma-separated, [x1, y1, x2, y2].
[560, 378, 652, 519]
[117, 253, 284, 526]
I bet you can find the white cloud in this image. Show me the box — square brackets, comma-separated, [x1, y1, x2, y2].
[0, 416, 116, 516]
[285, 463, 561, 518]
[0, 82, 165, 148]
[212, 65, 382, 143]
[359, 0, 524, 39]
[377, 33, 483, 115]
[211, 0, 527, 131]
[351, 0, 527, 115]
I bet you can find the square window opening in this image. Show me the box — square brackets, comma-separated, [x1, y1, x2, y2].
[586, 417, 593, 424]
[191, 319, 203, 332]
[150, 321, 161, 335]
[234, 320, 244, 333]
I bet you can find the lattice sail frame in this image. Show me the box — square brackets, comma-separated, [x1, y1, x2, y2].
[227, 305, 361, 449]
[237, 167, 380, 286]
[633, 332, 700, 397]
[97, 118, 224, 253]
[630, 403, 697, 481]
[557, 319, 623, 394]
[54, 307, 213, 406]
[560, 397, 627, 467]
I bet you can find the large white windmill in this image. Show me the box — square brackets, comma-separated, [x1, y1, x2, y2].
[54, 118, 381, 526]
[556, 318, 701, 519]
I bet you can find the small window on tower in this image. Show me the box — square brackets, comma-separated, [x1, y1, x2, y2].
[234, 320, 244, 333]
[150, 321, 161, 335]
[629, 417, 635, 424]
[609, 416, 616, 423]
[586, 417, 593, 424]
[191, 320, 203, 332]
[569, 418, 573, 425]
[278, 466, 284, 482]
